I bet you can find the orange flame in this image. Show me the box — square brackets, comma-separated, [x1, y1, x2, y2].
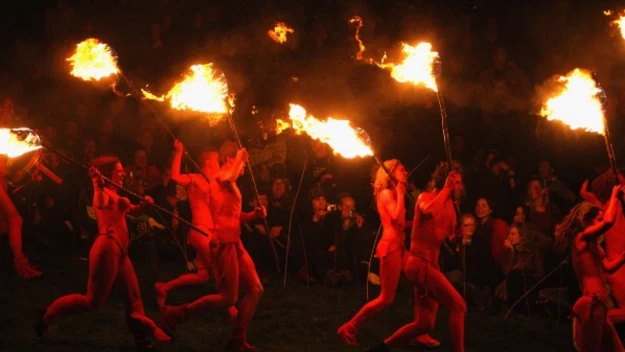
[67, 38, 120, 81]
[613, 11, 625, 40]
[348, 18, 438, 91]
[0, 128, 42, 158]
[378, 42, 439, 92]
[605, 10, 613, 16]
[348, 16, 365, 60]
[539, 69, 605, 135]
[268, 22, 294, 44]
[275, 119, 290, 134]
[285, 104, 372, 158]
[142, 64, 230, 123]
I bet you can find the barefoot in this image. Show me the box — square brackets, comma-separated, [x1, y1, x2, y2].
[154, 283, 167, 307]
[337, 322, 358, 346]
[409, 334, 441, 349]
[160, 305, 187, 335]
[15, 256, 42, 279]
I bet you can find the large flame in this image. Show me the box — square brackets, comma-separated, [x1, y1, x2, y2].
[377, 43, 439, 91]
[142, 64, 229, 123]
[268, 22, 294, 44]
[348, 16, 365, 60]
[285, 104, 372, 158]
[67, 38, 120, 81]
[275, 119, 290, 134]
[539, 69, 605, 135]
[348, 18, 438, 91]
[613, 12, 625, 40]
[0, 128, 42, 158]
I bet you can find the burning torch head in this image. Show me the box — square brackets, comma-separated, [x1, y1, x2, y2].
[591, 72, 608, 106]
[0, 128, 43, 158]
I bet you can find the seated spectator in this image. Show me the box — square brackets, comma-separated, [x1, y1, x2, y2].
[124, 147, 162, 191]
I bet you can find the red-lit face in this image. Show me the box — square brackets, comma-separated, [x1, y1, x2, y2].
[111, 162, 125, 187]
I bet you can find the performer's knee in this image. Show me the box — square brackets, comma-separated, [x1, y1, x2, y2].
[249, 282, 264, 297]
[452, 298, 467, 316]
[573, 296, 594, 320]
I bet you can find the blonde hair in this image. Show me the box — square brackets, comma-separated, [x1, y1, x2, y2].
[373, 159, 401, 198]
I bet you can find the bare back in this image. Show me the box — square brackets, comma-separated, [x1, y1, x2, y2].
[410, 190, 457, 265]
[95, 188, 131, 251]
[210, 177, 242, 242]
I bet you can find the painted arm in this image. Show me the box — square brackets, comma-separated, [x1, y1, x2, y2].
[603, 251, 625, 274]
[579, 180, 602, 207]
[171, 140, 192, 186]
[377, 188, 405, 226]
[89, 167, 110, 210]
[580, 185, 623, 241]
[218, 149, 248, 183]
[240, 206, 266, 223]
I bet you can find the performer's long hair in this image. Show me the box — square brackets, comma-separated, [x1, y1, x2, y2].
[372, 159, 401, 199]
[554, 202, 601, 253]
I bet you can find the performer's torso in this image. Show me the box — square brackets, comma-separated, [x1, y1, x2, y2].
[209, 179, 242, 242]
[410, 191, 456, 264]
[187, 174, 213, 232]
[378, 189, 405, 244]
[95, 189, 130, 251]
[573, 236, 606, 297]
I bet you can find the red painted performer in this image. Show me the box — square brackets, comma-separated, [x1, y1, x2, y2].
[555, 185, 625, 352]
[337, 159, 440, 348]
[154, 140, 216, 306]
[0, 156, 41, 278]
[160, 141, 265, 351]
[34, 156, 171, 348]
[366, 161, 467, 352]
[580, 171, 625, 311]
[155, 141, 264, 322]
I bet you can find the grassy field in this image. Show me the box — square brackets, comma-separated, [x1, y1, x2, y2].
[0, 241, 574, 352]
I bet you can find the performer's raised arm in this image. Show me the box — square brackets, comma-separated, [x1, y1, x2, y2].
[417, 172, 456, 216]
[378, 182, 405, 226]
[171, 140, 192, 186]
[579, 185, 623, 241]
[603, 251, 625, 274]
[89, 166, 110, 210]
[218, 147, 248, 183]
[579, 179, 602, 207]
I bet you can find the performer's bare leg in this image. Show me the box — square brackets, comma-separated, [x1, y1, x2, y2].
[338, 249, 402, 345]
[377, 257, 466, 352]
[0, 185, 41, 278]
[155, 231, 211, 307]
[117, 256, 172, 345]
[160, 242, 239, 333]
[36, 236, 120, 335]
[229, 243, 263, 349]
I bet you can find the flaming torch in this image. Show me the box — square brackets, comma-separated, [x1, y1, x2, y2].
[268, 22, 294, 44]
[607, 10, 625, 41]
[67, 38, 120, 82]
[348, 18, 451, 164]
[540, 69, 619, 183]
[0, 128, 42, 158]
[4, 128, 210, 237]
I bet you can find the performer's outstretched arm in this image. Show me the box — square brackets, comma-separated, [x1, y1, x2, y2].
[171, 140, 192, 186]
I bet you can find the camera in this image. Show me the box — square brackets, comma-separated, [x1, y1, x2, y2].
[326, 204, 338, 211]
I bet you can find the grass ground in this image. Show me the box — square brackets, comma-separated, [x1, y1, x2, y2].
[0, 240, 574, 352]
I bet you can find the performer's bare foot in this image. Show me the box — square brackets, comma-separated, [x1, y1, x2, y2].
[226, 335, 257, 351]
[154, 282, 167, 307]
[33, 306, 47, 338]
[128, 312, 173, 345]
[15, 256, 42, 279]
[337, 322, 358, 346]
[408, 334, 441, 348]
[227, 306, 238, 325]
[160, 305, 188, 335]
